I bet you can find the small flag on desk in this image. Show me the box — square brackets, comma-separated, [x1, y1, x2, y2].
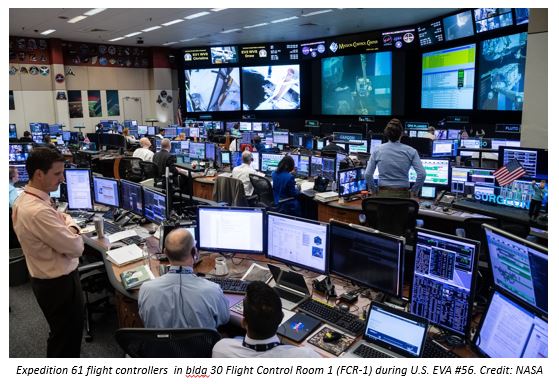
[494, 158, 526, 186]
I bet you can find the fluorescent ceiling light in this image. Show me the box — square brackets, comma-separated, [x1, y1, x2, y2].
[125, 32, 142, 37]
[84, 8, 106, 16]
[180, 38, 197, 42]
[211, 8, 227, 12]
[185, 11, 210, 20]
[108, 37, 125, 42]
[302, 9, 333, 17]
[142, 26, 162, 32]
[162, 41, 178, 46]
[271, 16, 298, 24]
[220, 28, 241, 34]
[244, 22, 269, 29]
[68, 15, 87, 23]
[162, 19, 184, 26]
[40, 29, 56, 35]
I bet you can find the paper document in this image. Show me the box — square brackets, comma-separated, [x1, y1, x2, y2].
[107, 229, 137, 243]
[106, 244, 144, 266]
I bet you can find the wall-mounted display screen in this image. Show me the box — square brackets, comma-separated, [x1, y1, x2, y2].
[210, 46, 238, 64]
[322, 52, 392, 116]
[185, 67, 240, 112]
[443, 10, 474, 41]
[421, 44, 476, 110]
[515, 8, 530, 25]
[417, 19, 444, 47]
[241, 65, 300, 111]
[478, 32, 527, 111]
[474, 8, 513, 33]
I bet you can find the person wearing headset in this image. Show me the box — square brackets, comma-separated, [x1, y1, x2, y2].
[138, 228, 230, 328]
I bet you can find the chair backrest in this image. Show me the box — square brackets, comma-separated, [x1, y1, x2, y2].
[361, 197, 419, 239]
[139, 161, 159, 181]
[249, 174, 274, 207]
[118, 157, 143, 182]
[213, 175, 248, 206]
[115, 328, 221, 358]
[462, 216, 500, 262]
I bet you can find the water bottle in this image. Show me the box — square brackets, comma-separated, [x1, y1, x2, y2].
[142, 243, 150, 267]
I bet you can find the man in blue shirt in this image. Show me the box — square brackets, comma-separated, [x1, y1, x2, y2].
[138, 228, 230, 329]
[365, 118, 426, 198]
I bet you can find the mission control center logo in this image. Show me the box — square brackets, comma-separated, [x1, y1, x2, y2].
[330, 31, 414, 52]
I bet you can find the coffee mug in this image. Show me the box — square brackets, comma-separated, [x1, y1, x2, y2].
[214, 256, 228, 276]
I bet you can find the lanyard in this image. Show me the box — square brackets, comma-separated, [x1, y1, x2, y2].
[167, 266, 193, 275]
[242, 339, 282, 352]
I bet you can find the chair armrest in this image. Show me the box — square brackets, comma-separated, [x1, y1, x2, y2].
[78, 260, 104, 274]
[278, 197, 295, 204]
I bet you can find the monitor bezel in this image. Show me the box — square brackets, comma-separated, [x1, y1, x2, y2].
[142, 187, 168, 225]
[64, 168, 93, 211]
[119, 179, 144, 216]
[92, 176, 121, 209]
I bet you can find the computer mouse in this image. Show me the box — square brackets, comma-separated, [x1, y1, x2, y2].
[443, 207, 450, 212]
[338, 303, 350, 312]
[323, 331, 342, 343]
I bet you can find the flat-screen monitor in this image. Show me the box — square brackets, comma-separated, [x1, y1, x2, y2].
[491, 139, 521, 150]
[410, 228, 479, 336]
[92, 176, 120, 208]
[443, 10, 474, 41]
[338, 167, 367, 197]
[9, 144, 31, 163]
[408, 159, 449, 185]
[515, 8, 530, 25]
[474, 290, 548, 358]
[205, 143, 216, 162]
[49, 124, 62, 136]
[417, 19, 444, 47]
[185, 67, 241, 112]
[164, 127, 177, 138]
[296, 155, 310, 178]
[272, 130, 289, 144]
[170, 140, 189, 154]
[9, 124, 17, 139]
[322, 52, 392, 115]
[460, 139, 481, 148]
[478, 32, 527, 111]
[369, 139, 382, 153]
[267, 212, 328, 274]
[197, 206, 265, 254]
[120, 180, 143, 216]
[447, 128, 461, 139]
[252, 122, 262, 132]
[61, 131, 71, 142]
[348, 140, 368, 153]
[310, 156, 324, 178]
[499, 146, 548, 180]
[450, 166, 495, 194]
[250, 152, 260, 171]
[239, 122, 251, 131]
[137, 125, 148, 135]
[474, 8, 513, 33]
[49, 184, 60, 199]
[189, 142, 206, 160]
[241, 64, 300, 111]
[421, 44, 476, 110]
[142, 188, 167, 224]
[64, 168, 93, 210]
[432, 139, 458, 157]
[329, 220, 405, 296]
[421, 186, 436, 199]
[261, 153, 283, 174]
[484, 225, 548, 314]
[231, 151, 243, 168]
[189, 127, 200, 138]
[147, 126, 156, 136]
[210, 46, 238, 64]
[220, 151, 231, 165]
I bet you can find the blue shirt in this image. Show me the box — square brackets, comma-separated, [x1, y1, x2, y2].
[138, 267, 230, 329]
[271, 170, 299, 204]
[365, 141, 426, 193]
[9, 183, 20, 207]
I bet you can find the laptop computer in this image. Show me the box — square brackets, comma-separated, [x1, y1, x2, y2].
[344, 301, 428, 358]
[267, 264, 311, 311]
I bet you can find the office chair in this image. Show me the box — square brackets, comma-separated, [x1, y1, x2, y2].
[213, 175, 257, 207]
[72, 150, 92, 168]
[118, 157, 143, 182]
[114, 328, 221, 358]
[139, 161, 159, 182]
[361, 197, 419, 241]
[249, 174, 295, 213]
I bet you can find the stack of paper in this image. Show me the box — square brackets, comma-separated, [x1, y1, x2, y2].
[106, 244, 144, 266]
[314, 191, 339, 203]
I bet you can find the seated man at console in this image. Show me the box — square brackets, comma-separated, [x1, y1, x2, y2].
[232, 151, 263, 197]
[212, 281, 320, 358]
[138, 228, 230, 328]
[132, 137, 154, 162]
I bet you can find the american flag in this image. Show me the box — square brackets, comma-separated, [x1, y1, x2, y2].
[494, 158, 526, 186]
[175, 94, 183, 126]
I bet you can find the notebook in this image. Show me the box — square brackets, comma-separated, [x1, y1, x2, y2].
[344, 301, 428, 358]
[267, 264, 310, 311]
[277, 312, 322, 343]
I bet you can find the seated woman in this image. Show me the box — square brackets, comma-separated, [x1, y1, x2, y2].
[271, 155, 301, 216]
[122, 127, 136, 145]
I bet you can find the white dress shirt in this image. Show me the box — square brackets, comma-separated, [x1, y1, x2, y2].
[132, 147, 154, 162]
[212, 335, 321, 358]
[231, 163, 260, 196]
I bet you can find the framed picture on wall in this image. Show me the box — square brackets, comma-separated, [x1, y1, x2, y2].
[106, 90, 120, 116]
[68, 90, 83, 118]
[88, 90, 102, 117]
[9, 90, 15, 110]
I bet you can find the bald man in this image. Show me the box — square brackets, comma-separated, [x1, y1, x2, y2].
[132, 137, 154, 162]
[152, 138, 177, 177]
[138, 228, 230, 329]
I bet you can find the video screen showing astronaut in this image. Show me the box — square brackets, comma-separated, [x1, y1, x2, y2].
[241, 65, 300, 111]
[322, 52, 392, 116]
[185, 67, 241, 112]
[478, 32, 527, 111]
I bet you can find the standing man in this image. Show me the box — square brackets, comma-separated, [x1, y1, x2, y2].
[365, 118, 426, 198]
[12, 147, 84, 357]
[529, 180, 546, 221]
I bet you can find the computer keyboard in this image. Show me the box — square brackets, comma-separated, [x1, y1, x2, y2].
[120, 235, 144, 246]
[205, 277, 249, 294]
[422, 340, 460, 358]
[103, 221, 124, 235]
[68, 211, 94, 221]
[297, 299, 365, 336]
[353, 344, 393, 358]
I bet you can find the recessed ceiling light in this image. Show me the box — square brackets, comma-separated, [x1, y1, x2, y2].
[185, 11, 210, 20]
[162, 19, 184, 26]
[162, 41, 178, 46]
[108, 37, 125, 42]
[244, 22, 269, 29]
[271, 16, 298, 24]
[67, 15, 87, 24]
[220, 28, 241, 34]
[125, 32, 142, 37]
[180, 38, 198, 42]
[211, 8, 227, 12]
[40, 29, 56, 35]
[142, 26, 162, 32]
[84, 8, 106, 16]
[302, 10, 333, 17]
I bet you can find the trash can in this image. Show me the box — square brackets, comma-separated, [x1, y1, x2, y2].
[9, 248, 29, 286]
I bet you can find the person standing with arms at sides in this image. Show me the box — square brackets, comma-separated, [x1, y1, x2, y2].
[139, 228, 230, 329]
[132, 137, 154, 162]
[365, 118, 426, 198]
[529, 180, 546, 221]
[272, 155, 301, 216]
[12, 148, 84, 357]
[212, 281, 320, 358]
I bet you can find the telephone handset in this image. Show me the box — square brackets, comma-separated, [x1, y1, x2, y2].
[436, 190, 455, 206]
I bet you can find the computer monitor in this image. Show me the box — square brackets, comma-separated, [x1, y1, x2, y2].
[409, 159, 449, 186]
[348, 140, 368, 154]
[137, 125, 148, 135]
[197, 206, 265, 254]
[329, 220, 405, 297]
[164, 127, 177, 138]
[50, 184, 61, 199]
[9, 144, 30, 163]
[142, 187, 167, 224]
[432, 139, 458, 157]
[220, 151, 231, 165]
[498, 146, 548, 180]
[239, 122, 251, 131]
[410, 228, 479, 336]
[61, 131, 71, 142]
[474, 290, 548, 358]
[421, 186, 436, 199]
[120, 179, 143, 216]
[261, 153, 283, 174]
[190, 127, 200, 139]
[250, 152, 260, 171]
[272, 130, 289, 144]
[316, 139, 324, 151]
[147, 126, 156, 136]
[9, 124, 17, 139]
[450, 166, 495, 194]
[205, 143, 216, 162]
[338, 167, 367, 198]
[231, 151, 243, 168]
[189, 142, 206, 160]
[309, 156, 324, 178]
[170, 140, 189, 154]
[64, 168, 93, 210]
[460, 139, 481, 149]
[483, 224, 547, 314]
[447, 129, 461, 139]
[267, 212, 329, 274]
[92, 176, 120, 208]
[251, 122, 262, 132]
[296, 155, 310, 178]
[155, 139, 162, 151]
[490, 139, 521, 150]
[49, 124, 62, 136]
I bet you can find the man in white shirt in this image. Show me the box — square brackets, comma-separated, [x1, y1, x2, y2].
[231, 151, 263, 197]
[132, 137, 154, 162]
[212, 281, 321, 358]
